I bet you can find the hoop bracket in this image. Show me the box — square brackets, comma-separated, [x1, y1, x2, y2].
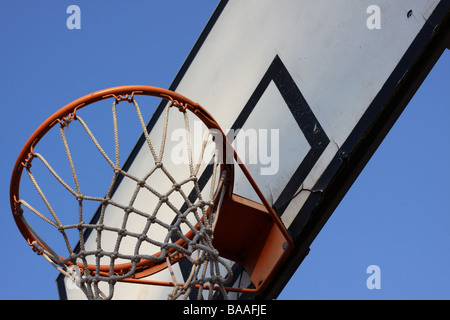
[212, 194, 293, 293]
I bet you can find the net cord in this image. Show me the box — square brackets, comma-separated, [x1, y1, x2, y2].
[16, 96, 233, 300]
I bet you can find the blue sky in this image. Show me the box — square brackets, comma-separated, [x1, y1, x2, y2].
[1, 1, 449, 300]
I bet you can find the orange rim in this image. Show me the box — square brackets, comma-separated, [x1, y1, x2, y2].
[10, 85, 234, 279]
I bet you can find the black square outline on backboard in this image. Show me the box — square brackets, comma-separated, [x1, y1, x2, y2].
[172, 55, 331, 293]
[230, 55, 330, 218]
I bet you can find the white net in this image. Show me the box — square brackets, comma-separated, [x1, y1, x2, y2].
[15, 94, 234, 300]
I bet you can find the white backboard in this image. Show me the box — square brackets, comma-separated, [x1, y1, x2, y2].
[58, 0, 449, 299]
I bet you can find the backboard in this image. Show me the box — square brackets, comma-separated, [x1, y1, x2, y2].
[57, 0, 450, 299]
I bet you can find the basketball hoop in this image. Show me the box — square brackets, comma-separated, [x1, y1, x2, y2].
[10, 85, 293, 300]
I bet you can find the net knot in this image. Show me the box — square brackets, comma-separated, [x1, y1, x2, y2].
[95, 249, 103, 258]
[138, 234, 147, 241]
[137, 179, 146, 187]
[110, 252, 119, 260]
[125, 206, 133, 214]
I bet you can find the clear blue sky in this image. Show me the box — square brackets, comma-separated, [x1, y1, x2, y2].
[1, 1, 449, 300]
